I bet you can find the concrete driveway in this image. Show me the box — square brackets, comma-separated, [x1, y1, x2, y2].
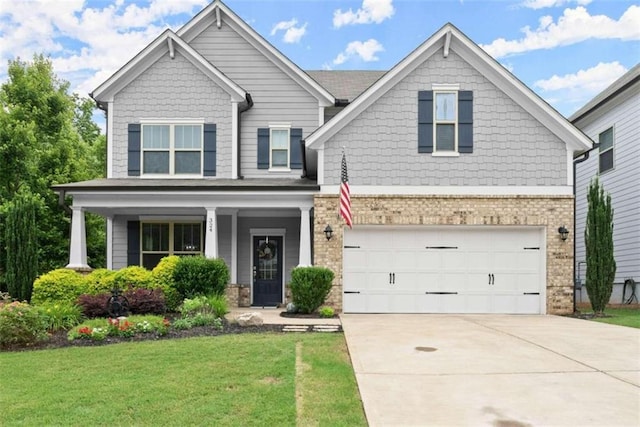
[341, 314, 640, 427]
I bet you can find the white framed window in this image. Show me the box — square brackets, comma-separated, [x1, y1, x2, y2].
[434, 91, 458, 152]
[598, 127, 614, 174]
[141, 222, 202, 269]
[270, 126, 290, 169]
[142, 123, 203, 176]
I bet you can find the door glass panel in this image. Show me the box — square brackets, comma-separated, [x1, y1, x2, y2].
[257, 238, 278, 280]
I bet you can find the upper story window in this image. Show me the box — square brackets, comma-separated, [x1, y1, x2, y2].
[142, 124, 203, 175]
[257, 126, 303, 171]
[270, 127, 290, 168]
[418, 88, 473, 155]
[598, 127, 614, 174]
[434, 92, 457, 152]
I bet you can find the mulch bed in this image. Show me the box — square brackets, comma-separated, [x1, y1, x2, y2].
[1, 319, 286, 353]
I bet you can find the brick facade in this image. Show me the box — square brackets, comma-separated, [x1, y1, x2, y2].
[313, 194, 574, 315]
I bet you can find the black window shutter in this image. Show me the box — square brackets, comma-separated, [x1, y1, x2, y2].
[127, 221, 141, 266]
[290, 128, 303, 169]
[203, 123, 217, 176]
[418, 91, 434, 153]
[458, 91, 473, 153]
[257, 128, 270, 169]
[128, 124, 141, 176]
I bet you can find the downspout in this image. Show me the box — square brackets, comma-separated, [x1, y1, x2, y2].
[236, 93, 253, 179]
[572, 142, 599, 313]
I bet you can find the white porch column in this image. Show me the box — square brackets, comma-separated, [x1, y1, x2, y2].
[205, 207, 218, 258]
[230, 209, 238, 283]
[298, 206, 312, 266]
[66, 206, 90, 269]
[106, 216, 113, 270]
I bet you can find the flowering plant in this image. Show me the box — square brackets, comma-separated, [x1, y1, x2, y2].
[68, 315, 170, 341]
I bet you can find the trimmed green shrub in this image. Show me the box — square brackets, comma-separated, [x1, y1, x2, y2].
[38, 301, 83, 331]
[289, 266, 335, 314]
[318, 306, 335, 318]
[0, 301, 48, 348]
[152, 256, 182, 311]
[84, 268, 117, 295]
[32, 269, 86, 305]
[173, 256, 229, 299]
[111, 266, 154, 290]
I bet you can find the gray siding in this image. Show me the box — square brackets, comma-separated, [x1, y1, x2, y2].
[322, 50, 567, 186]
[217, 215, 232, 269]
[189, 21, 319, 178]
[112, 215, 136, 270]
[574, 84, 640, 285]
[237, 216, 300, 285]
[112, 52, 233, 178]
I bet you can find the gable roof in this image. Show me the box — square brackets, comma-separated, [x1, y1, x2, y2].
[306, 23, 593, 153]
[569, 63, 640, 123]
[91, 29, 247, 104]
[178, 0, 334, 107]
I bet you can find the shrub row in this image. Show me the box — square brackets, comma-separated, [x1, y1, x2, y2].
[77, 288, 166, 318]
[31, 256, 229, 312]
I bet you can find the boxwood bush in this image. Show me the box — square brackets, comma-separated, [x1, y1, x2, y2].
[31, 269, 87, 305]
[111, 266, 154, 290]
[289, 266, 335, 314]
[173, 256, 229, 299]
[84, 268, 117, 295]
[152, 256, 182, 311]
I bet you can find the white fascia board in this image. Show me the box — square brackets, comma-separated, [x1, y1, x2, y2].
[306, 26, 447, 149]
[92, 30, 247, 104]
[452, 35, 592, 152]
[319, 185, 574, 196]
[177, 2, 334, 107]
[68, 191, 316, 210]
[92, 29, 173, 101]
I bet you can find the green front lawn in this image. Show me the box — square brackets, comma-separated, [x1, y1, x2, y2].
[590, 307, 640, 329]
[0, 333, 367, 426]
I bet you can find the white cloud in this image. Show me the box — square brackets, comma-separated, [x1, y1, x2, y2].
[333, 0, 395, 28]
[270, 18, 307, 44]
[0, 0, 207, 96]
[534, 61, 627, 93]
[332, 39, 384, 65]
[521, 0, 591, 10]
[482, 5, 640, 58]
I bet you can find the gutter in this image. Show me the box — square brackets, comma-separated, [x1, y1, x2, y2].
[237, 93, 253, 179]
[572, 142, 599, 313]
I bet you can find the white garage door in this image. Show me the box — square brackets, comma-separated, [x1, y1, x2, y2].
[343, 226, 545, 314]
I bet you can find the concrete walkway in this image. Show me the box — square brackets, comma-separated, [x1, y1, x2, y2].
[341, 314, 640, 427]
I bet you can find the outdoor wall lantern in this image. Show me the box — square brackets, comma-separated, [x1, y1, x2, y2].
[558, 226, 569, 241]
[324, 225, 333, 241]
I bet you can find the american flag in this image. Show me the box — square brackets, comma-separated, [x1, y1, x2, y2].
[339, 151, 353, 229]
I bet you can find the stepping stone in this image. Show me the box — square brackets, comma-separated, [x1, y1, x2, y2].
[283, 325, 309, 333]
[312, 325, 341, 333]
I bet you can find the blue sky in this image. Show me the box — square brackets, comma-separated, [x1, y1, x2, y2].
[0, 0, 638, 120]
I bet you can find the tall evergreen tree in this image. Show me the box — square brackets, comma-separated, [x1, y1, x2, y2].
[584, 178, 616, 315]
[5, 190, 39, 301]
[0, 54, 106, 281]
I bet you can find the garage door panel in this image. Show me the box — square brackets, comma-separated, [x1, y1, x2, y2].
[343, 226, 544, 314]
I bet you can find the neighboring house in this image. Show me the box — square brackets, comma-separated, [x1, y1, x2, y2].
[54, 0, 591, 314]
[572, 64, 640, 304]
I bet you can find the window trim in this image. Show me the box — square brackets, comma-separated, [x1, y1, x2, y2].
[598, 126, 614, 174]
[141, 121, 204, 177]
[433, 90, 458, 153]
[140, 221, 203, 267]
[268, 123, 291, 171]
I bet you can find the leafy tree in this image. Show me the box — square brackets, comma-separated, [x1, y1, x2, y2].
[4, 190, 39, 301]
[584, 178, 616, 315]
[0, 54, 106, 280]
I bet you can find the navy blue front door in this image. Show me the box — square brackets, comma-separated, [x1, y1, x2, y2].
[253, 236, 283, 306]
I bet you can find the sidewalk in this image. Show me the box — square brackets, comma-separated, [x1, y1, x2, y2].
[227, 307, 341, 327]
